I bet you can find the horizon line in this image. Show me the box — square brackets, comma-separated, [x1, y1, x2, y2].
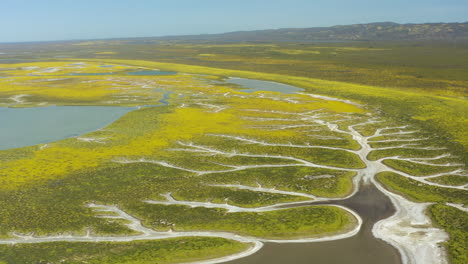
[0, 20, 466, 45]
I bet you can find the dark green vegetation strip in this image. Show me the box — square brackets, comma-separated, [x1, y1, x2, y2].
[376, 172, 468, 204]
[47, 41, 468, 93]
[430, 204, 468, 264]
[0, 237, 249, 264]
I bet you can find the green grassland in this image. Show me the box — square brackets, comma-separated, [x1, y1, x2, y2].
[0, 41, 466, 263]
[33, 40, 464, 156]
[0, 61, 365, 262]
[59, 56, 467, 156]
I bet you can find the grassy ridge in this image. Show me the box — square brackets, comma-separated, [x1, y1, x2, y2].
[0, 237, 249, 264]
[376, 172, 467, 203]
[132, 204, 356, 239]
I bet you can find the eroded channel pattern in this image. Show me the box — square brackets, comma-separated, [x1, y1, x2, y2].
[0, 72, 466, 264]
[116, 107, 461, 264]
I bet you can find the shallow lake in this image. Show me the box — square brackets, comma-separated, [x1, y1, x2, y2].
[69, 72, 115, 76]
[226, 77, 304, 94]
[68, 70, 177, 76]
[0, 106, 133, 150]
[127, 70, 177, 76]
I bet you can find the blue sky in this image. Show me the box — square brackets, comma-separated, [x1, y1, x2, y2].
[1, 0, 467, 42]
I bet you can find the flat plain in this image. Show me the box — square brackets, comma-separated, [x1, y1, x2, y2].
[0, 40, 466, 264]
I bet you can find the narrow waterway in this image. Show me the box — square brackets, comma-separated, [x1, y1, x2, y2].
[227, 184, 401, 264]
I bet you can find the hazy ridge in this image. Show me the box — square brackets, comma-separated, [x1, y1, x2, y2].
[149, 22, 468, 42]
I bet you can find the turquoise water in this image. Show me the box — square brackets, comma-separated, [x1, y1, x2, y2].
[0, 89, 175, 150]
[68, 70, 177, 76]
[0, 106, 133, 150]
[158, 91, 173, 105]
[139, 91, 173, 108]
[127, 70, 176, 76]
[0, 59, 36, 63]
[226, 78, 304, 94]
[69, 72, 115, 76]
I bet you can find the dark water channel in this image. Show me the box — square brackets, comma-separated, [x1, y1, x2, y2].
[227, 184, 401, 264]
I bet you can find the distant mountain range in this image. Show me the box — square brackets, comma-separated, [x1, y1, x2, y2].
[151, 22, 468, 42]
